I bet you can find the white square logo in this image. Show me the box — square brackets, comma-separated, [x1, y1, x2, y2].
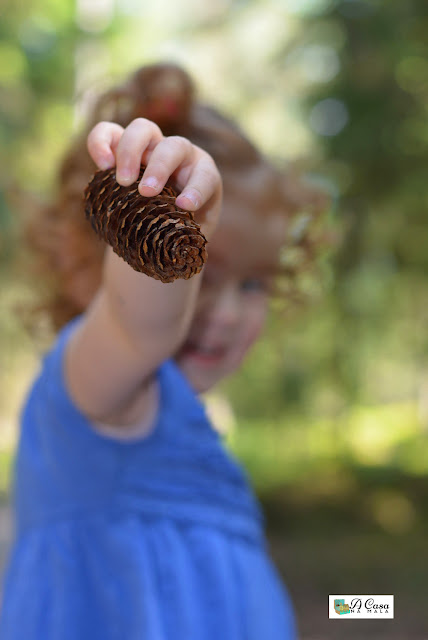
[329, 595, 394, 619]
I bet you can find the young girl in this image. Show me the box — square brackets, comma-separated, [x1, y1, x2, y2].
[0, 63, 326, 639]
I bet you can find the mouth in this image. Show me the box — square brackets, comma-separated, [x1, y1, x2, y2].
[179, 340, 227, 366]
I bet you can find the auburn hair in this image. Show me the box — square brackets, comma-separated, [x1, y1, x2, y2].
[17, 62, 331, 337]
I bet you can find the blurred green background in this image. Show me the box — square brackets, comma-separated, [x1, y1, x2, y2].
[1, 0, 428, 637]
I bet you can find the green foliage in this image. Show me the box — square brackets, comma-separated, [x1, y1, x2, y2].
[224, 0, 428, 418]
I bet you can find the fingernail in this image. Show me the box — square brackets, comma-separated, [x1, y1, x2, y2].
[180, 191, 199, 208]
[99, 156, 115, 170]
[116, 169, 132, 182]
[141, 176, 159, 189]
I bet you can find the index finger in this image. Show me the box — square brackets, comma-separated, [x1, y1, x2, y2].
[175, 153, 222, 212]
[87, 121, 124, 170]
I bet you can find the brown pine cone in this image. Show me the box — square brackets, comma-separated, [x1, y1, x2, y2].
[84, 167, 208, 283]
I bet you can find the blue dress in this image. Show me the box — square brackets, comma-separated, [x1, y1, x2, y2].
[0, 314, 298, 639]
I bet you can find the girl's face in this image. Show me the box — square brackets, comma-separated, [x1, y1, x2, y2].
[174, 171, 286, 393]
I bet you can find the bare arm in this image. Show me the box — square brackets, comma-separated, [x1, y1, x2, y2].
[64, 118, 222, 430]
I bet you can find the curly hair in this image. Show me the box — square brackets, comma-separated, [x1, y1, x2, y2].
[17, 62, 332, 337]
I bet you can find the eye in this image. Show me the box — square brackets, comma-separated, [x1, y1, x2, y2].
[240, 278, 269, 292]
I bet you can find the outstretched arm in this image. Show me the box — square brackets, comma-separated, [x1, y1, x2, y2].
[64, 118, 222, 429]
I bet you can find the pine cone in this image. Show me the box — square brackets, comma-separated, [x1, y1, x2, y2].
[84, 167, 208, 283]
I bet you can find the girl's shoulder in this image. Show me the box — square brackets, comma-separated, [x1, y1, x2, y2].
[14, 313, 220, 531]
[33, 312, 212, 446]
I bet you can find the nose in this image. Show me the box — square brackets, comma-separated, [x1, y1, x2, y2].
[209, 284, 241, 330]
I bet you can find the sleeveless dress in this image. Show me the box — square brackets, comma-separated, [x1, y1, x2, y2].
[0, 313, 298, 639]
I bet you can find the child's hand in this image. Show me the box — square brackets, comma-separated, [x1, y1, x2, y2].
[87, 119, 223, 240]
